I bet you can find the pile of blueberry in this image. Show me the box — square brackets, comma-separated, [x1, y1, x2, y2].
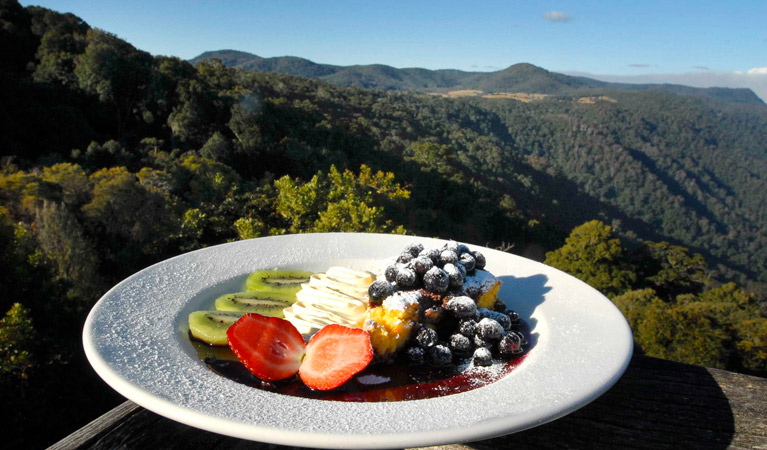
[404, 295, 526, 367]
[367, 241, 527, 368]
[367, 240, 487, 303]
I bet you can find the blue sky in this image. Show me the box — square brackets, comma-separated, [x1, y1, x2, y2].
[20, 0, 767, 100]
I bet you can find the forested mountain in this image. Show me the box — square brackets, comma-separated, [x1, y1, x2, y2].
[192, 50, 765, 105]
[1, 1, 766, 447]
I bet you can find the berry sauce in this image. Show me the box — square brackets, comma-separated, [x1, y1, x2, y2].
[190, 325, 529, 402]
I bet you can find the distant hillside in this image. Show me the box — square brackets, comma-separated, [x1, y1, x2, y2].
[190, 50, 765, 105]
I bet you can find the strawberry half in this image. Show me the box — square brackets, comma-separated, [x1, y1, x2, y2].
[226, 313, 306, 381]
[299, 324, 374, 391]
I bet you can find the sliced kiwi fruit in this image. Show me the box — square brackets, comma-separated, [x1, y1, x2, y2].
[245, 269, 313, 297]
[188, 310, 244, 346]
[214, 291, 293, 315]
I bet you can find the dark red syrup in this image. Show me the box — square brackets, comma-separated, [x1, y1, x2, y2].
[191, 325, 530, 402]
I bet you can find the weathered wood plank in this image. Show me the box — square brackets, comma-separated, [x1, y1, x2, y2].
[47, 400, 142, 450]
[48, 355, 767, 450]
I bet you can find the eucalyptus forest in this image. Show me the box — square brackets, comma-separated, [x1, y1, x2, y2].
[1, 1, 766, 447]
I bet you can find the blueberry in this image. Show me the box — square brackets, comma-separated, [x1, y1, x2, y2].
[507, 310, 521, 326]
[406, 346, 425, 365]
[493, 299, 507, 313]
[445, 296, 477, 318]
[439, 249, 459, 266]
[477, 318, 504, 341]
[395, 267, 418, 289]
[449, 333, 472, 354]
[457, 243, 471, 255]
[418, 247, 440, 264]
[458, 319, 477, 337]
[473, 334, 493, 349]
[472, 250, 486, 270]
[443, 263, 464, 288]
[397, 252, 414, 264]
[443, 240, 460, 253]
[384, 264, 399, 282]
[416, 327, 439, 348]
[511, 330, 528, 345]
[456, 261, 467, 278]
[499, 332, 523, 358]
[404, 242, 425, 257]
[411, 255, 434, 276]
[367, 279, 393, 305]
[478, 308, 511, 330]
[473, 347, 493, 366]
[423, 266, 449, 293]
[459, 252, 476, 272]
[463, 283, 480, 300]
[428, 344, 453, 367]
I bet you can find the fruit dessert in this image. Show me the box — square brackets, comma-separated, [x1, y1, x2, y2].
[282, 267, 374, 335]
[186, 241, 528, 398]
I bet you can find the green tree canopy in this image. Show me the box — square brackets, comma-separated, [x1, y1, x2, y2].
[30, 7, 88, 86]
[273, 165, 409, 234]
[633, 241, 710, 301]
[0, 303, 37, 380]
[74, 28, 153, 138]
[544, 220, 636, 296]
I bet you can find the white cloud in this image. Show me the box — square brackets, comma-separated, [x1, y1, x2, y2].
[543, 11, 573, 22]
[564, 68, 767, 103]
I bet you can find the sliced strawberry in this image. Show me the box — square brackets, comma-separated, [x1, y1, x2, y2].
[299, 324, 373, 391]
[226, 313, 306, 381]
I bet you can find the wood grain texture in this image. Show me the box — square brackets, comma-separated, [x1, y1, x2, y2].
[49, 355, 767, 450]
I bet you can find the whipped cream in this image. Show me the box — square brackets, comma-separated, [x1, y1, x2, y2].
[283, 267, 374, 335]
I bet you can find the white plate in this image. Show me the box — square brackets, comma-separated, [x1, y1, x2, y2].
[83, 233, 632, 449]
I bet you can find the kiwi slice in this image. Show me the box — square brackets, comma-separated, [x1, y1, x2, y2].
[214, 291, 293, 315]
[188, 310, 244, 346]
[245, 270, 313, 297]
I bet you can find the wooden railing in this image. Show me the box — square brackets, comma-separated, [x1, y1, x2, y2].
[50, 354, 766, 449]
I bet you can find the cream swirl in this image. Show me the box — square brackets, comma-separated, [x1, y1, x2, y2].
[282, 267, 374, 335]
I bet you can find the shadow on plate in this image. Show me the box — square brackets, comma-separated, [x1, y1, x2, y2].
[497, 274, 549, 353]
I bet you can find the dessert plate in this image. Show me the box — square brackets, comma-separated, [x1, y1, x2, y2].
[83, 233, 632, 449]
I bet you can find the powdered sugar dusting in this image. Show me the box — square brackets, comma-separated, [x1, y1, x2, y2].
[462, 268, 498, 292]
[381, 290, 421, 311]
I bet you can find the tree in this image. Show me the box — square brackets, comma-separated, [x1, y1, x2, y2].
[74, 28, 153, 139]
[544, 220, 636, 297]
[228, 92, 264, 153]
[734, 318, 767, 373]
[0, 303, 37, 381]
[612, 288, 659, 333]
[167, 78, 222, 148]
[30, 8, 89, 86]
[0, 0, 36, 73]
[273, 165, 409, 234]
[635, 300, 730, 368]
[178, 154, 240, 205]
[632, 241, 709, 301]
[404, 141, 460, 178]
[40, 162, 91, 206]
[35, 200, 102, 304]
[82, 166, 173, 269]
